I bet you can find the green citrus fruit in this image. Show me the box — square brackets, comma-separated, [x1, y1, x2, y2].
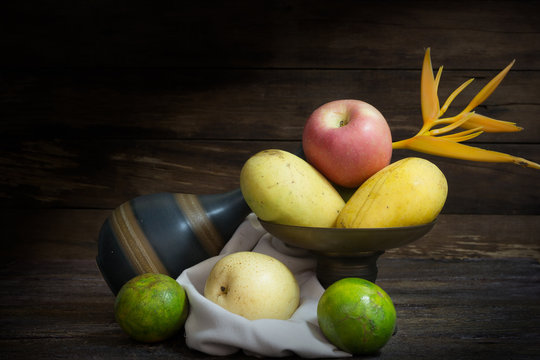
[114, 273, 189, 343]
[317, 277, 396, 354]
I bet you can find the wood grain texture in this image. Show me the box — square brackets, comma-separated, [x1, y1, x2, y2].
[1, 140, 539, 213]
[386, 215, 540, 261]
[2, 68, 538, 142]
[2, 1, 540, 69]
[2, 212, 539, 359]
[1, 257, 538, 360]
[376, 257, 540, 360]
[2, 1, 538, 214]
[4, 211, 538, 262]
[1, 1, 539, 358]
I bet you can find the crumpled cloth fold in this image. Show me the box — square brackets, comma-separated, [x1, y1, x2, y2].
[177, 214, 350, 358]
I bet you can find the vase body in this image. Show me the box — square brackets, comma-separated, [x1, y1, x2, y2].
[96, 188, 250, 294]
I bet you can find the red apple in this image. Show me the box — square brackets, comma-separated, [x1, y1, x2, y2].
[302, 99, 392, 188]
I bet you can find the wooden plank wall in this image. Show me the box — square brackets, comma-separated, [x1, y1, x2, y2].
[1, 1, 539, 226]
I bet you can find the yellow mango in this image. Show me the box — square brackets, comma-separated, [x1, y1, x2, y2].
[336, 157, 447, 228]
[240, 149, 345, 227]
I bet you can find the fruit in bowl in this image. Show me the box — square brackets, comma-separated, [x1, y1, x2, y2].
[302, 99, 393, 188]
[240, 149, 345, 228]
[337, 157, 448, 228]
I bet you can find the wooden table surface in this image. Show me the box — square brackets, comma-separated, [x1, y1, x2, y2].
[1, 1, 539, 359]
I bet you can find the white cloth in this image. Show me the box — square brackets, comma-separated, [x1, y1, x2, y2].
[177, 214, 351, 358]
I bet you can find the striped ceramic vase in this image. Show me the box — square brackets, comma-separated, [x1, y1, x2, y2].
[96, 188, 251, 294]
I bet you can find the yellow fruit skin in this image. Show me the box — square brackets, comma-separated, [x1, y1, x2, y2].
[240, 149, 345, 227]
[336, 157, 447, 228]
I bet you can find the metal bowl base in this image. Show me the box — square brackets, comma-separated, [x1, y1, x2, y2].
[315, 251, 385, 288]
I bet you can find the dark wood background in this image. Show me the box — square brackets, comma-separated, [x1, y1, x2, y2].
[1, 1, 539, 359]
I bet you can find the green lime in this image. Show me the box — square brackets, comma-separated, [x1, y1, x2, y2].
[317, 277, 396, 354]
[114, 273, 189, 343]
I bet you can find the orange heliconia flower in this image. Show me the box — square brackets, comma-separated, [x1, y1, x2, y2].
[392, 48, 539, 169]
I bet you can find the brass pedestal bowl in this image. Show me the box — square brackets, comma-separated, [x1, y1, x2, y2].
[259, 219, 436, 288]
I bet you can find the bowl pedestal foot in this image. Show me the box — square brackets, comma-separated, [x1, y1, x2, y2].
[315, 251, 385, 288]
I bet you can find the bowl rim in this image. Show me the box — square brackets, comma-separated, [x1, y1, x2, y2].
[257, 218, 437, 254]
[257, 218, 437, 232]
